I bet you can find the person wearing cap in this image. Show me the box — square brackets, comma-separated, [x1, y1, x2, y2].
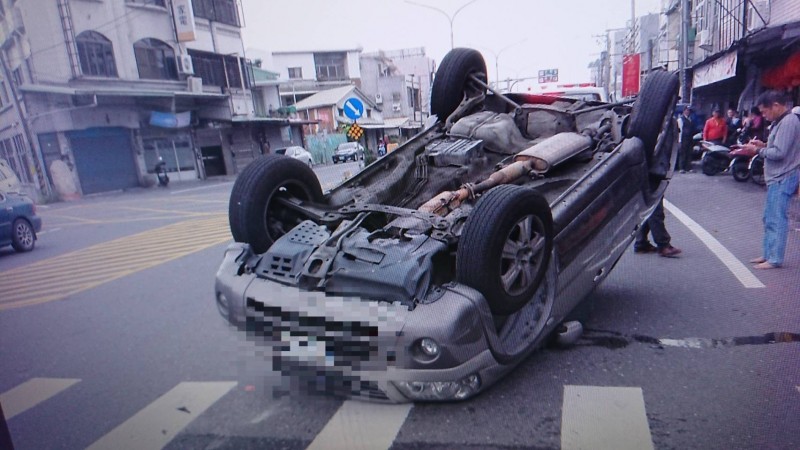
[703, 108, 728, 144]
[677, 106, 695, 173]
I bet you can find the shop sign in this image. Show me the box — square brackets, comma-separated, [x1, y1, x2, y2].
[693, 51, 737, 88]
[622, 54, 640, 97]
[172, 0, 197, 42]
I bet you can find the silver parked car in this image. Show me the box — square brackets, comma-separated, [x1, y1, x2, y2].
[275, 146, 314, 168]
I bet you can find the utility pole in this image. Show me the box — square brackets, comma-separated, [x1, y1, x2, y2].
[680, 0, 690, 101]
[404, 0, 479, 49]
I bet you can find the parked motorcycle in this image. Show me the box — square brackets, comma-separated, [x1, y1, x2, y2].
[749, 153, 766, 185]
[728, 145, 758, 182]
[700, 140, 731, 176]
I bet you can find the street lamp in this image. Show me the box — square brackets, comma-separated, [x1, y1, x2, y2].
[480, 39, 527, 90]
[404, 0, 480, 49]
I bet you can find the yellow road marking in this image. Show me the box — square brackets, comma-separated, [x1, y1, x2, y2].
[0, 215, 231, 311]
[116, 206, 220, 217]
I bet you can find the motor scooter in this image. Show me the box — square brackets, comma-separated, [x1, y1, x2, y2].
[700, 140, 731, 176]
[749, 153, 766, 185]
[728, 145, 758, 182]
[155, 160, 170, 187]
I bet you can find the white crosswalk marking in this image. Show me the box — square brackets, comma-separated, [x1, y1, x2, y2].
[306, 400, 413, 450]
[561, 385, 654, 450]
[0, 378, 80, 420]
[86, 381, 236, 450]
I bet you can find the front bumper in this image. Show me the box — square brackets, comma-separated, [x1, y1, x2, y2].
[214, 243, 507, 402]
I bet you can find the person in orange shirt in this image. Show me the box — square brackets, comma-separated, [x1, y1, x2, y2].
[702, 108, 728, 144]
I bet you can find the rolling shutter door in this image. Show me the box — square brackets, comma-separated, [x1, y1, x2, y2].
[68, 128, 139, 194]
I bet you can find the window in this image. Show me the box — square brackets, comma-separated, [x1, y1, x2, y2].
[288, 67, 302, 79]
[314, 52, 346, 81]
[11, 67, 23, 87]
[143, 136, 195, 174]
[76, 31, 118, 77]
[134, 38, 178, 80]
[192, 0, 240, 27]
[0, 81, 9, 105]
[188, 49, 244, 89]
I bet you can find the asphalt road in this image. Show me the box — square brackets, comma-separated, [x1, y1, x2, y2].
[1, 161, 799, 450]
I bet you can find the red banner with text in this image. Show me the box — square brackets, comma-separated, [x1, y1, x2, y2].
[622, 54, 641, 98]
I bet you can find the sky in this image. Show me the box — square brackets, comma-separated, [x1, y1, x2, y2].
[240, 0, 661, 91]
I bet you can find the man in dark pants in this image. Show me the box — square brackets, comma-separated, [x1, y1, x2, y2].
[634, 200, 682, 257]
[676, 106, 694, 173]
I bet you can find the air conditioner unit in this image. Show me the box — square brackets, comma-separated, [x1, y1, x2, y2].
[392, 103, 401, 112]
[697, 29, 712, 50]
[375, 93, 383, 104]
[177, 54, 194, 75]
[187, 76, 203, 92]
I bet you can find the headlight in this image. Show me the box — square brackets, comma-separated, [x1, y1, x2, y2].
[394, 374, 481, 401]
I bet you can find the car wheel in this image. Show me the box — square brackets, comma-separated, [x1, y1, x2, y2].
[228, 154, 324, 254]
[731, 160, 750, 182]
[626, 71, 679, 166]
[11, 218, 35, 252]
[456, 185, 553, 316]
[430, 48, 487, 121]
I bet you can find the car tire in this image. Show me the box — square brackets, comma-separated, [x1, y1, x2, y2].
[430, 48, 487, 121]
[626, 71, 679, 165]
[11, 218, 35, 252]
[456, 185, 553, 316]
[229, 154, 324, 254]
[731, 160, 750, 182]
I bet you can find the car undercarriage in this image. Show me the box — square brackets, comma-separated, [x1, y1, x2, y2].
[216, 48, 680, 402]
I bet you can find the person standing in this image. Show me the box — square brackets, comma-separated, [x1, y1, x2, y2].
[702, 108, 728, 144]
[725, 108, 741, 145]
[634, 199, 682, 257]
[743, 106, 766, 142]
[677, 106, 695, 173]
[740, 90, 800, 269]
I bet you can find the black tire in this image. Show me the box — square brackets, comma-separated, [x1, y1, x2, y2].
[701, 152, 727, 176]
[430, 48, 487, 121]
[750, 155, 766, 185]
[731, 160, 750, 182]
[11, 218, 35, 252]
[229, 155, 324, 254]
[456, 185, 553, 316]
[626, 71, 680, 163]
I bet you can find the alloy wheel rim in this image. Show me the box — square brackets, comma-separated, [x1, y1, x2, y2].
[500, 215, 545, 295]
[16, 223, 33, 248]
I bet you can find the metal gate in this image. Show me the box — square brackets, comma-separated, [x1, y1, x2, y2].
[67, 128, 139, 194]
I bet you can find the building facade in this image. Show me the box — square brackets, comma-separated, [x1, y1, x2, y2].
[0, 0, 305, 201]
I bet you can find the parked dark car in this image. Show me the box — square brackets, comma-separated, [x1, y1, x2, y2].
[217, 48, 679, 402]
[332, 142, 364, 163]
[0, 191, 42, 252]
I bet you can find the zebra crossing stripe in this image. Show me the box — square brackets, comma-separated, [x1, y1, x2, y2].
[0, 378, 80, 420]
[86, 381, 236, 450]
[306, 400, 412, 450]
[561, 385, 654, 450]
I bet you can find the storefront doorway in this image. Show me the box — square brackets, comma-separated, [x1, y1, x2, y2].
[201, 146, 226, 176]
[142, 134, 197, 182]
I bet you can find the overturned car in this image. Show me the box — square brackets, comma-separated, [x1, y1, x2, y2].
[215, 48, 679, 402]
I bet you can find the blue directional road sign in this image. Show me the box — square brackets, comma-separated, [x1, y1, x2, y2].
[343, 97, 364, 120]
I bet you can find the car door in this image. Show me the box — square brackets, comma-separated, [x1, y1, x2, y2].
[0, 192, 11, 246]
